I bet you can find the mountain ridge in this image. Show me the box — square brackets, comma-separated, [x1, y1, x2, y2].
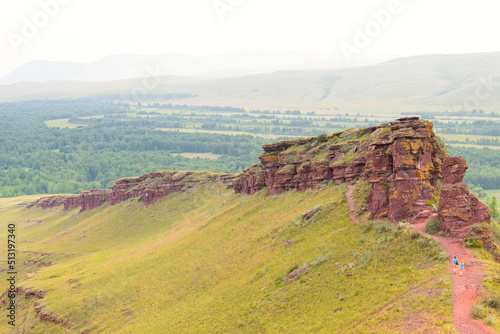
[1, 51, 499, 112]
[1, 50, 377, 84]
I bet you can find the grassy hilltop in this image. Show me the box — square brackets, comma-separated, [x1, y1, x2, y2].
[0, 181, 456, 333]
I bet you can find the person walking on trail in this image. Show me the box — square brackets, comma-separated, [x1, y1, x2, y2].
[452, 256, 459, 273]
[460, 261, 464, 276]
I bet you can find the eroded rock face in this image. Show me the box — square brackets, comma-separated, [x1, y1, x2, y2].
[234, 117, 447, 222]
[441, 156, 468, 184]
[27, 195, 81, 211]
[80, 189, 111, 212]
[367, 118, 445, 221]
[28, 172, 234, 212]
[438, 157, 493, 248]
[234, 118, 493, 246]
[63, 195, 82, 211]
[109, 172, 189, 206]
[439, 184, 477, 230]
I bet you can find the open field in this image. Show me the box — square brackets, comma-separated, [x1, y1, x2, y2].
[485, 189, 500, 199]
[132, 107, 399, 121]
[80, 115, 105, 119]
[438, 134, 500, 142]
[156, 127, 295, 139]
[446, 143, 500, 150]
[436, 116, 500, 121]
[43, 115, 500, 150]
[44, 119, 87, 129]
[171, 152, 221, 159]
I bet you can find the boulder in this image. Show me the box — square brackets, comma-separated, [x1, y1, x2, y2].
[302, 207, 321, 220]
[438, 182, 492, 247]
[441, 156, 467, 184]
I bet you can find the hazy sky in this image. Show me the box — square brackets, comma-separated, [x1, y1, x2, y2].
[1, 0, 499, 77]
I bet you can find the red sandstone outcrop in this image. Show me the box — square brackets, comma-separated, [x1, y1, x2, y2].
[108, 171, 233, 207]
[63, 195, 82, 211]
[441, 156, 468, 184]
[438, 156, 493, 248]
[234, 118, 492, 247]
[367, 118, 445, 221]
[234, 117, 447, 222]
[80, 189, 111, 212]
[0, 287, 72, 328]
[109, 172, 185, 206]
[27, 171, 234, 213]
[26, 195, 80, 210]
[34, 301, 73, 328]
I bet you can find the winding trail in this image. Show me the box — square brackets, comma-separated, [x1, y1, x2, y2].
[413, 221, 497, 334]
[345, 185, 497, 334]
[346, 185, 360, 224]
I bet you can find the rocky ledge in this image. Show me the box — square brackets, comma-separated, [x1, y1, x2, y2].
[27, 117, 493, 250]
[438, 157, 493, 248]
[233, 117, 493, 248]
[27, 171, 234, 213]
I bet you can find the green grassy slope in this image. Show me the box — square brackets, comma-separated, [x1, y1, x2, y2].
[1, 182, 454, 333]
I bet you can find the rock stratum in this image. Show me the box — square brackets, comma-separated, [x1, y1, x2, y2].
[28, 117, 492, 249]
[232, 117, 493, 248]
[27, 171, 234, 212]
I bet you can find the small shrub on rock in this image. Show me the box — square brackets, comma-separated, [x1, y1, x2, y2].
[362, 223, 373, 234]
[416, 238, 428, 247]
[425, 217, 441, 234]
[464, 238, 483, 248]
[376, 224, 389, 234]
[485, 296, 500, 310]
[410, 232, 421, 240]
[317, 133, 327, 143]
[472, 303, 487, 319]
[436, 251, 448, 262]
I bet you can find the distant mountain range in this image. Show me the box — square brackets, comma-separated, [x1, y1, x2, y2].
[0, 51, 499, 112]
[1, 50, 391, 84]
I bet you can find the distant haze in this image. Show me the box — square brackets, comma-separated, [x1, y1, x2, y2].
[0, 50, 394, 84]
[1, 0, 500, 78]
[1, 51, 499, 113]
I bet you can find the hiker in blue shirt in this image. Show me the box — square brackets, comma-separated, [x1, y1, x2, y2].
[460, 261, 464, 277]
[452, 256, 459, 274]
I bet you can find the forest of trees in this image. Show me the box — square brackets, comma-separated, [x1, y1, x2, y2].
[1, 100, 500, 197]
[447, 147, 500, 189]
[0, 101, 269, 197]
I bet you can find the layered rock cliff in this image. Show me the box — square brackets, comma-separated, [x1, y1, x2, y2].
[26, 195, 81, 211]
[234, 117, 446, 220]
[438, 157, 493, 248]
[28, 171, 234, 213]
[233, 117, 492, 247]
